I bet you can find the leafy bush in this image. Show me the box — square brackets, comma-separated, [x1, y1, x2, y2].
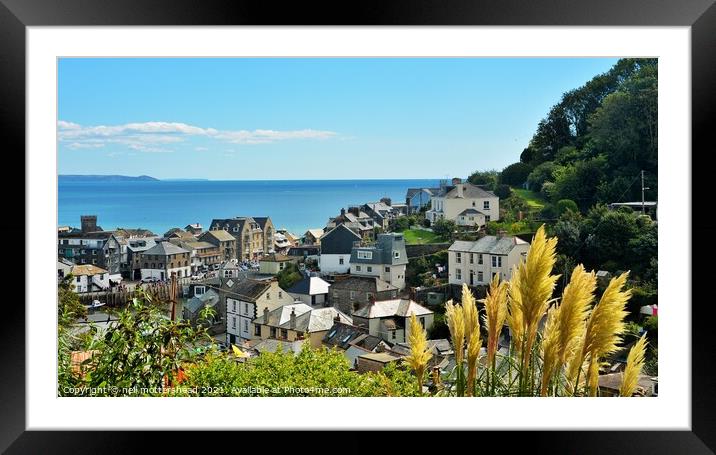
[494, 184, 512, 199]
[500, 162, 533, 186]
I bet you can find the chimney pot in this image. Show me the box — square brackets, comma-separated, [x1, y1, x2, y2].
[340, 208, 346, 216]
[289, 307, 296, 329]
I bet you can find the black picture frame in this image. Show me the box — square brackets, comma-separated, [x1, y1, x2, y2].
[2, 0, 713, 452]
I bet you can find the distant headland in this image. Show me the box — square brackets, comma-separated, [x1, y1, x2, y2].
[59, 174, 160, 182]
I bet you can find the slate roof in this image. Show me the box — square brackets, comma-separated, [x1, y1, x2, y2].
[320, 224, 362, 255]
[142, 241, 190, 256]
[222, 278, 271, 301]
[439, 182, 497, 199]
[352, 298, 433, 319]
[323, 322, 369, 349]
[329, 276, 398, 293]
[255, 303, 352, 333]
[127, 238, 158, 252]
[287, 276, 331, 296]
[252, 339, 304, 355]
[180, 241, 216, 251]
[260, 253, 293, 263]
[350, 233, 408, 266]
[200, 230, 236, 242]
[184, 289, 220, 314]
[448, 235, 529, 255]
[253, 217, 271, 230]
[305, 229, 325, 240]
[458, 208, 484, 216]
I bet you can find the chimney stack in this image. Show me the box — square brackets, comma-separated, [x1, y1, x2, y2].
[81, 215, 98, 233]
[456, 184, 464, 198]
[380, 197, 392, 206]
[348, 206, 360, 217]
[263, 306, 269, 323]
[452, 177, 462, 185]
[333, 312, 341, 323]
[340, 208, 346, 217]
[289, 307, 296, 329]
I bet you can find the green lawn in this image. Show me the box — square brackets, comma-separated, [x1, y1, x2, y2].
[401, 228, 446, 245]
[511, 187, 546, 209]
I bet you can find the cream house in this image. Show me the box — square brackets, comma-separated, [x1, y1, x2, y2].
[426, 178, 499, 227]
[447, 234, 530, 286]
[252, 303, 352, 348]
[224, 278, 295, 344]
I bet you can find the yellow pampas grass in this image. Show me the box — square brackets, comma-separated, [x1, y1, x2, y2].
[580, 271, 631, 395]
[620, 334, 648, 397]
[484, 273, 508, 368]
[406, 313, 433, 395]
[556, 265, 596, 367]
[512, 225, 559, 370]
[445, 300, 465, 366]
[539, 306, 560, 396]
[507, 265, 525, 355]
[462, 284, 482, 396]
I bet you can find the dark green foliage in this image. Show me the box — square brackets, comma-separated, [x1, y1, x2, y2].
[556, 199, 578, 215]
[431, 219, 456, 240]
[494, 184, 512, 199]
[526, 161, 559, 191]
[500, 162, 533, 186]
[467, 170, 499, 190]
[277, 262, 303, 290]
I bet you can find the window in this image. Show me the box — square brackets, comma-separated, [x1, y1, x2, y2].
[456, 252, 462, 264]
[367, 266, 372, 273]
[492, 256, 502, 267]
[76, 276, 81, 283]
[469, 254, 474, 264]
[357, 251, 373, 259]
[366, 292, 373, 302]
[278, 291, 282, 299]
[478, 271, 483, 282]
[485, 215, 491, 222]
[483, 200, 490, 210]
[232, 301, 236, 313]
[393, 251, 400, 259]
[92, 259, 97, 264]
[231, 317, 237, 329]
[391, 331, 396, 340]
[243, 319, 248, 332]
[472, 201, 476, 207]
[350, 291, 356, 299]
[339, 257, 344, 265]
[254, 324, 261, 336]
[270, 327, 277, 338]
[195, 286, 206, 296]
[266, 292, 270, 299]
[92, 250, 97, 255]
[478, 254, 483, 265]
[281, 329, 288, 339]
[420, 317, 426, 328]
[99, 273, 104, 280]
[385, 266, 390, 273]
[244, 303, 249, 314]
[355, 265, 361, 272]
[456, 268, 462, 280]
[341, 334, 352, 343]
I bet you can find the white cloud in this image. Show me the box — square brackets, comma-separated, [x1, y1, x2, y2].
[58, 120, 339, 153]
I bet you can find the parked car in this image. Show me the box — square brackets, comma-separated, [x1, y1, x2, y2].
[141, 276, 160, 283]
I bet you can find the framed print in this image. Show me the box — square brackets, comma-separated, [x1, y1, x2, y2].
[3, 0, 714, 452]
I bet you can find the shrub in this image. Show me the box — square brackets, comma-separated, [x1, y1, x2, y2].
[494, 184, 512, 199]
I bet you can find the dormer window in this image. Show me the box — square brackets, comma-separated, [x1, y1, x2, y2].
[394, 251, 400, 259]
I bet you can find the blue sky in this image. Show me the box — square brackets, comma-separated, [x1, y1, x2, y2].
[58, 58, 619, 180]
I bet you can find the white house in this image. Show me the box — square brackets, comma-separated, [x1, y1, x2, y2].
[224, 278, 295, 345]
[318, 224, 361, 276]
[349, 233, 409, 290]
[57, 258, 74, 282]
[447, 234, 530, 286]
[426, 178, 499, 227]
[286, 274, 331, 307]
[351, 298, 434, 344]
[70, 264, 110, 293]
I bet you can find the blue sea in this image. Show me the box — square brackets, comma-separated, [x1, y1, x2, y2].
[58, 179, 441, 236]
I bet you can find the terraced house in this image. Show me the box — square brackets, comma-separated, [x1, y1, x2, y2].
[209, 216, 273, 260]
[135, 240, 191, 281]
[57, 215, 122, 281]
[447, 234, 530, 286]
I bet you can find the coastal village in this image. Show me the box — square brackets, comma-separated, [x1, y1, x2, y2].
[58, 176, 658, 396]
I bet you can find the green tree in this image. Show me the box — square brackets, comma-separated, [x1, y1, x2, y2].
[500, 162, 533, 186]
[527, 161, 559, 191]
[467, 169, 499, 190]
[556, 199, 578, 215]
[432, 219, 456, 240]
[494, 184, 512, 199]
[277, 262, 303, 290]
